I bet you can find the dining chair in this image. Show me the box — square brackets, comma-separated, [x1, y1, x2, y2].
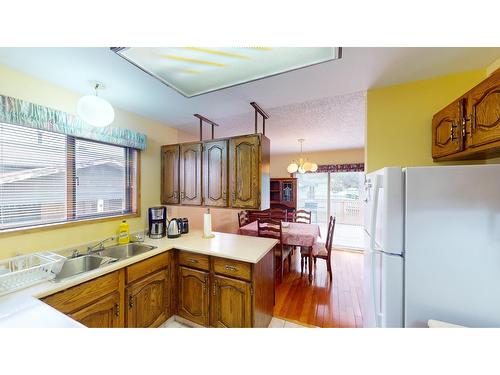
[257, 218, 292, 283]
[269, 208, 288, 222]
[238, 211, 250, 228]
[294, 209, 312, 224]
[300, 216, 336, 281]
[248, 210, 270, 223]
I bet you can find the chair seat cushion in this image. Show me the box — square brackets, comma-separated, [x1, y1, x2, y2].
[311, 243, 328, 257]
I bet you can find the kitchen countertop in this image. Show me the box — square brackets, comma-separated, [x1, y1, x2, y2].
[0, 230, 277, 327]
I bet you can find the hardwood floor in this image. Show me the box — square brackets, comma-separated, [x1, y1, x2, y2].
[274, 249, 364, 328]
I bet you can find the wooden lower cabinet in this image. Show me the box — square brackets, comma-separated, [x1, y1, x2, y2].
[70, 291, 121, 328]
[126, 269, 170, 328]
[211, 275, 252, 328]
[176, 249, 274, 328]
[177, 266, 210, 326]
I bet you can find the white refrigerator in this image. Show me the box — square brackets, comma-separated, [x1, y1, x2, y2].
[362, 164, 500, 328]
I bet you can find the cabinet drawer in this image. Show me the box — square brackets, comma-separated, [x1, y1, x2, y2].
[178, 251, 209, 271]
[126, 252, 170, 284]
[42, 271, 121, 314]
[213, 257, 252, 281]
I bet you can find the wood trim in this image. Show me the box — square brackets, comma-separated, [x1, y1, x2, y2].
[0, 212, 140, 238]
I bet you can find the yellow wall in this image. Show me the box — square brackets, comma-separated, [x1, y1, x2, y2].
[270, 148, 365, 178]
[0, 64, 189, 259]
[366, 69, 488, 172]
[486, 57, 500, 76]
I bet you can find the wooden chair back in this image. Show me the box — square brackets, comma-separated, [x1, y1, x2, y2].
[248, 210, 270, 223]
[269, 208, 288, 222]
[238, 211, 249, 228]
[325, 216, 336, 256]
[294, 209, 312, 224]
[257, 218, 283, 243]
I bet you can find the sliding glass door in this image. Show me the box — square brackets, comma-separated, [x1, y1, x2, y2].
[296, 171, 364, 250]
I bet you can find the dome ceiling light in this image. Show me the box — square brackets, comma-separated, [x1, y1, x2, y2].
[287, 139, 318, 174]
[77, 82, 115, 128]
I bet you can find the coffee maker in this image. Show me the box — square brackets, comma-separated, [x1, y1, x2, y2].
[148, 206, 167, 239]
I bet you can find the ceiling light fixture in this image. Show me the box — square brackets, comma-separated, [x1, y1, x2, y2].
[77, 82, 115, 127]
[287, 139, 318, 174]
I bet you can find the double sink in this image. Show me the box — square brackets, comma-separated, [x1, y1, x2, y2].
[54, 243, 157, 281]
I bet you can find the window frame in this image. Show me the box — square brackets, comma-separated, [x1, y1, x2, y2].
[0, 128, 141, 236]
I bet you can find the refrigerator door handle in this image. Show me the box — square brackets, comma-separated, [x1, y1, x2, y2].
[369, 175, 382, 327]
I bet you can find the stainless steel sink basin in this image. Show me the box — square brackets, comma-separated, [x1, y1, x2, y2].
[94, 243, 156, 260]
[54, 255, 107, 281]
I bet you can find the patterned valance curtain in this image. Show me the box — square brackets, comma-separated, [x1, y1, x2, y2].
[315, 163, 365, 173]
[0, 95, 147, 150]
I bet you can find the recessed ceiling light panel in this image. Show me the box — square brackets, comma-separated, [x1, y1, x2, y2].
[112, 47, 342, 97]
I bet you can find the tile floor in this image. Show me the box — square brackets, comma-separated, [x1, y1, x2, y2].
[160, 316, 315, 328]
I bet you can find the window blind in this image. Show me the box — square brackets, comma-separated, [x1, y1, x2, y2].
[74, 139, 130, 218]
[0, 122, 67, 229]
[0, 121, 138, 231]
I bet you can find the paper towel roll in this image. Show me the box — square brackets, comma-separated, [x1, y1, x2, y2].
[203, 210, 213, 238]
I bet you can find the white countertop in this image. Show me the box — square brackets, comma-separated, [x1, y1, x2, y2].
[0, 230, 277, 327]
[0, 295, 84, 328]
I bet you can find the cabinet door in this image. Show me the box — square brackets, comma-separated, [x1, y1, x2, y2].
[126, 268, 170, 328]
[178, 266, 209, 326]
[211, 275, 252, 328]
[431, 100, 463, 159]
[180, 143, 202, 205]
[161, 145, 180, 204]
[229, 135, 260, 208]
[203, 140, 228, 207]
[467, 71, 500, 148]
[70, 292, 121, 328]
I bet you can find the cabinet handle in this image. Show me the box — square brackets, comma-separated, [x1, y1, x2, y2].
[231, 192, 236, 202]
[224, 265, 238, 272]
[222, 192, 227, 202]
[114, 303, 120, 317]
[180, 191, 185, 199]
[203, 275, 208, 292]
[213, 280, 217, 296]
[461, 117, 471, 137]
[187, 258, 198, 264]
[128, 295, 133, 309]
[450, 122, 458, 141]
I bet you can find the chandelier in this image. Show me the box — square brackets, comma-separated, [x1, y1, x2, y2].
[287, 139, 318, 174]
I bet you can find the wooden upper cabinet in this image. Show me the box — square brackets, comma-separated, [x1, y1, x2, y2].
[70, 292, 121, 328]
[229, 135, 261, 209]
[161, 133, 270, 209]
[203, 140, 228, 207]
[180, 143, 202, 205]
[161, 144, 180, 204]
[178, 266, 209, 326]
[211, 274, 252, 328]
[467, 71, 500, 148]
[432, 100, 464, 159]
[126, 269, 170, 328]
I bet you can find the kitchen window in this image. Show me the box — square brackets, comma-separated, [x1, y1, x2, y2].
[0, 121, 139, 232]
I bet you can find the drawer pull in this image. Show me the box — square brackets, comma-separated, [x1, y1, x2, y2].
[128, 295, 134, 309]
[114, 303, 120, 317]
[187, 258, 199, 264]
[224, 265, 238, 272]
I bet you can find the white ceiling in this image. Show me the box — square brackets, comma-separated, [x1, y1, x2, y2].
[0, 47, 498, 153]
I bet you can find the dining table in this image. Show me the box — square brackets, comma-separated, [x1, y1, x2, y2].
[239, 221, 321, 283]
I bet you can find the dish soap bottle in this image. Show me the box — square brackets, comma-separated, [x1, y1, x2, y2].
[118, 220, 130, 244]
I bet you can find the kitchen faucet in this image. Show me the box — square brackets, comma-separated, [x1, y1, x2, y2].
[87, 236, 116, 254]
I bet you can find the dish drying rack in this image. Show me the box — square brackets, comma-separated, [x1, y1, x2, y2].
[0, 252, 66, 296]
